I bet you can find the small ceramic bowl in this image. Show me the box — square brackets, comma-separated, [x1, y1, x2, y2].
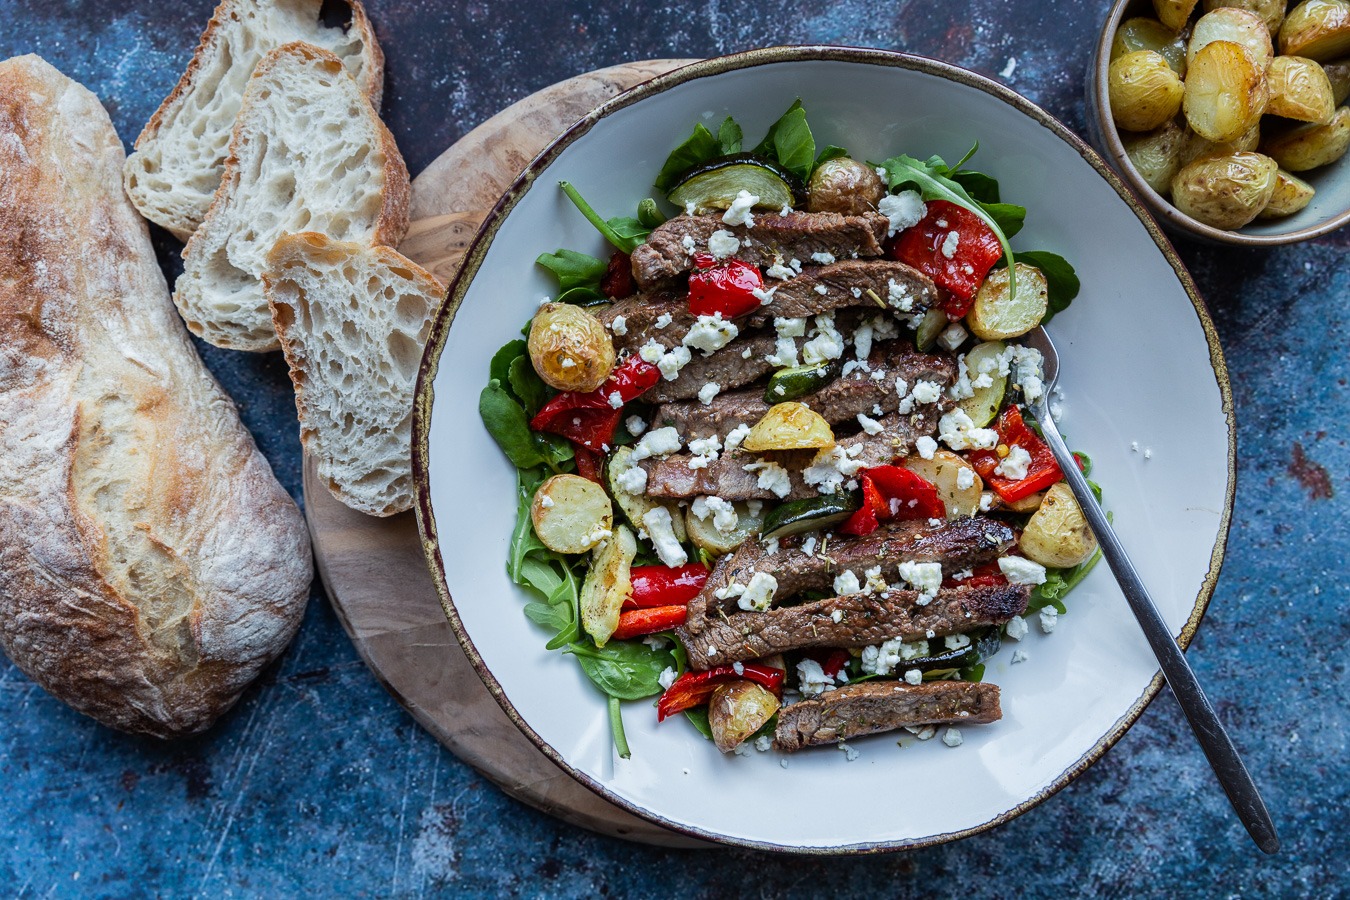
[1088, 0, 1350, 246]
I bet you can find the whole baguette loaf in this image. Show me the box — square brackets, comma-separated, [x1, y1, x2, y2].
[124, 0, 384, 240]
[175, 41, 410, 352]
[0, 55, 314, 739]
[266, 234, 444, 517]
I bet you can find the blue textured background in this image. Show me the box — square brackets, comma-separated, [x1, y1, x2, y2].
[2, 1, 1346, 896]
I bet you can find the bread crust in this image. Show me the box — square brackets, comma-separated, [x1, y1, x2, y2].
[125, 0, 385, 240]
[0, 55, 314, 738]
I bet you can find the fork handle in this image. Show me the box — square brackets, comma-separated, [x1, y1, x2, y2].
[1027, 404, 1279, 854]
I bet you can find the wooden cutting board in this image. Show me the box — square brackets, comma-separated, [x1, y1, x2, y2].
[301, 59, 709, 848]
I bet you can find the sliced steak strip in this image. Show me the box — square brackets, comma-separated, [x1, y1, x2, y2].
[594, 293, 691, 355]
[631, 212, 889, 289]
[654, 341, 957, 441]
[746, 260, 936, 325]
[683, 516, 1016, 635]
[679, 583, 1029, 669]
[644, 333, 779, 403]
[775, 682, 1002, 751]
[643, 450, 817, 502]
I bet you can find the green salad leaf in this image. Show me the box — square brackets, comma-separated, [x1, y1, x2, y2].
[480, 381, 544, 470]
[566, 640, 670, 701]
[637, 197, 668, 229]
[717, 116, 743, 155]
[1016, 250, 1081, 321]
[536, 248, 607, 291]
[654, 122, 721, 192]
[559, 181, 652, 253]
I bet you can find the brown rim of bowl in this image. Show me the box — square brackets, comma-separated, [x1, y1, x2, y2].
[411, 44, 1237, 855]
[1091, 0, 1350, 246]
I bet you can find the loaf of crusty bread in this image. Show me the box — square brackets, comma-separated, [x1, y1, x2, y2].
[0, 55, 314, 739]
[124, 0, 384, 240]
[175, 41, 410, 353]
[265, 234, 444, 517]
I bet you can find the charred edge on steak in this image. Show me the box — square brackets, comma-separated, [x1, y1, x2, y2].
[774, 681, 1003, 751]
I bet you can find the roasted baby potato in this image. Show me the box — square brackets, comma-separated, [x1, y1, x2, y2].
[1171, 151, 1280, 228]
[1112, 16, 1189, 75]
[531, 473, 614, 554]
[1267, 55, 1337, 122]
[1203, 0, 1286, 35]
[1124, 120, 1189, 192]
[1184, 40, 1270, 141]
[1180, 119, 1263, 166]
[685, 500, 765, 555]
[579, 524, 636, 647]
[1109, 51, 1186, 131]
[708, 680, 781, 753]
[1262, 104, 1350, 168]
[743, 401, 835, 451]
[1154, 0, 1201, 32]
[1019, 482, 1098, 569]
[967, 263, 1049, 341]
[1188, 7, 1275, 70]
[1257, 168, 1317, 217]
[807, 157, 886, 215]
[956, 340, 1009, 428]
[1280, 0, 1350, 61]
[1323, 58, 1350, 103]
[904, 450, 983, 519]
[528, 302, 616, 393]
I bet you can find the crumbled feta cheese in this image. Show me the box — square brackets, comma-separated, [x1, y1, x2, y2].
[894, 377, 908, 399]
[915, 435, 938, 460]
[698, 382, 721, 405]
[956, 467, 975, 490]
[831, 609, 844, 623]
[906, 724, 937, 741]
[626, 415, 647, 436]
[658, 666, 678, 689]
[738, 571, 777, 612]
[999, 556, 1048, 586]
[944, 633, 971, 651]
[539, 495, 555, 509]
[1005, 614, 1029, 641]
[775, 317, 807, 338]
[939, 408, 999, 451]
[911, 380, 943, 405]
[861, 639, 904, 676]
[683, 313, 739, 357]
[995, 444, 1032, 481]
[733, 741, 753, 757]
[897, 560, 943, 604]
[559, 357, 576, 369]
[751, 285, 777, 305]
[1039, 606, 1059, 633]
[615, 465, 647, 495]
[631, 426, 682, 461]
[610, 315, 628, 336]
[692, 495, 738, 535]
[796, 658, 837, 697]
[681, 233, 697, 252]
[904, 668, 923, 685]
[878, 190, 926, 237]
[688, 434, 721, 459]
[864, 565, 889, 595]
[1144, 448, 1153, 460]
[802, 444, 865, 494]
[801, 535, 818, 557]
[653, 313, 673, 331]
[722, 190, 758, 228]
[765, 262, 796, 280]
[723, 423, 751, 453]
[642, 507, 687, 567]
[857, 413, 884, 436]
[942, 727, 964, 747]
[838, 743, 860, 761]
[607, 390, 624, 409]
[813, 284, 828, 295]
[887, 277, 916, 312]
[1011, 648, 1029, 664]
[707, 229, 740, 259]
[714, 581, 746, 601]
[1010, 346, 1045, 403]
[937, 322, 968, 352]
[656, 344, 692, 380]
[755, 734, 773, 752]
[801, 314, 845, 365]
[743, 460, 792, 499]
[811, 251, 836, 265]
[979, 491, 995, 511]
[833, 570, 861, 595]
[638, 339, 666, 364]
[940, 231, 960, 259]
[852, 320, 874, 361]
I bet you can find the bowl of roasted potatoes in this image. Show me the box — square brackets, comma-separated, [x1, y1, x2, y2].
[1089, 0, 1350, 244]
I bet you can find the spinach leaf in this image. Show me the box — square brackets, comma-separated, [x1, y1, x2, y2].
[770, 107, 816, 183]
[1028, 546, 1104, 614]
[566, 640, 669, 700]
[536, 249, 608, 292]
[1016, 250, 1081, 320]
[981, 202, 1026, 238]
[508, 355, 549, 418]
[480, 381, 544, 469]
[554, 286, 608, 306]
[813, 144, 850, 172]
[950, 170, 1001, 204]
[684, 707, 713, 739]
[637, 198, 667, 229]
[559, 182, 651, 253]
[717, 116, 743, 155]
[751, 99, 804, 158]
[535, 431, 576, 473]
[490, 339, 526, 384]
[655, 122, 720, 192]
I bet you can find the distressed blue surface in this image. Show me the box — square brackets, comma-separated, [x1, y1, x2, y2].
[1, 1, 1346, 896]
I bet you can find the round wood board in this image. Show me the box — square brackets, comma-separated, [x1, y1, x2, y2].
[302, 59, 709, 848]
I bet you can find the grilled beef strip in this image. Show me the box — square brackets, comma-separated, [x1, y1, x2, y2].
[682, 516, 1017, 638]
[594, 293, 691, 355]
[630, 212, 889, 290]
[743, 260, 936, 326]
[680, 582, 1029, 670]
[775, 681, 1002, 751]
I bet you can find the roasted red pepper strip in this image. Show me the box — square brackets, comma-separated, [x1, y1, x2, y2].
[611, 605, 688, 641]
[572, 446, 604, 484]
[687, 254, 764, 319]
[888, 199, 1003, 316]
[840, 465, 945, 535]
[529, 356, 659, 451]
[624, 564, 709, 609]
[967, 405, 1064, 503]
[656, 663, 785, 721]
[600, 251, 634, 299]
[943, 561, 1009, 589]
[818, 649, 852, 679]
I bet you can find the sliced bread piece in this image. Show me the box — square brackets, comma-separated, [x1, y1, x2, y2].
[175, 41, 410, 353]
[124, 0, 384, 240]
[265, 233, 444, 517]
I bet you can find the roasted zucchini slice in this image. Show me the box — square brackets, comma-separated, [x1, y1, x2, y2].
[760, 494, 860, 541]
[763, 358, 842, 403]
[667, 153, 803, 212]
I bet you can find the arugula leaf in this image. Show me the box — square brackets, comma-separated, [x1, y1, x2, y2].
[1016, 250, 1081, 320]
[566, 640, 670, 700]
[637, 198, 667, 229]
[981, 202, 1026, 238]
[770, 107, 816, 183]
[536, 249, 608, 292]
[554, 286, 608, 306]
[559, 182, 650, 253]
[655, 122, 720, 192]
[950, 170, 1001, 204]
[717, 116, 743, 155]
[509, 472, 549, 580]
[489, 339, 527, 384]
[480, 381, 544, 469]
[751, 99, 804, 158]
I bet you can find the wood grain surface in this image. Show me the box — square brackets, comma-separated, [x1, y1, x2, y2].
[302, 59, 707, 848]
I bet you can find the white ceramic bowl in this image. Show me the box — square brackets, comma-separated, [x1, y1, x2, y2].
[413, 47, 1235, 852]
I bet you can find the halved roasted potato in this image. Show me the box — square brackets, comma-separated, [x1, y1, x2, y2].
[1280, 0, 1350, 61]
[1184, 40, 1270, 141]
[579, 524, 636, 647]
[1171, 151, 1280, 228]
[1124, 120, 1189, 192]
[743, 401, 835, 451]
[531, 474, 614, 554]
[1323, 58, 1350, 103]
[1180, 118, 1263, 166]
[957, 341, 1009, 427]
[1188, 7, 1275, 70]
[708, 680, 781, 753]
[606, 447, 686, 541]
[1112, 17, 1189, 75]
[1154, 0, 1201, 32]
[1203, 0, 1285, 35]
[528, 302, 615, 393]
[807, 157, 886, 215]
[1257, 169, 1318, 217]
[685, 499, 765, 554]
[903, 450, 983, 519]
[1267, 55, 1337, 122]
[1109, 50, 1186, 131]
[966, 263, 1049, 341]
[1262, 104, 1350, 169]
[1019, 483, 1097, 569]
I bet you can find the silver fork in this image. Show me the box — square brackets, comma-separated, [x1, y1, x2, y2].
[1019, 327, 1279, 854]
